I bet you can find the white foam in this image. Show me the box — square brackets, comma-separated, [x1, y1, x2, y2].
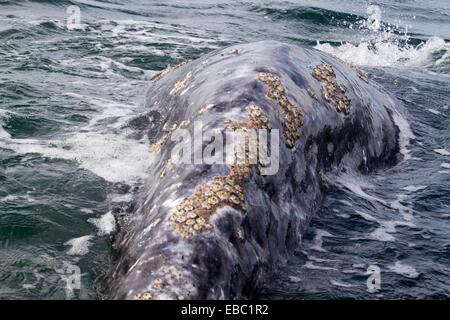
[426, 108, 441, 115]
[353, 210, 415, 242]
[390, 193, 415, 222]
[22, 284, 36, 290]
[1, 195, 19, 202]
[316, 36, 448, 69]
[0, 126, 10, 139]
[304, 261, 337, 271]
[330, 280, 355, 288]
[392, 112, 415, 161]
[98, 56, 145, 74]
[288, 276, 302, 283]
[0, 94, 154, 183]
[111, 193, 133, 203]
[402, 185, 427, 192]
[0, 194, 36, 203]
[441, 163, 450, 169]
[0, 109, 13, 139]
[338, 200, 353, 207]
[434, 149, 450, 156]
[367, 227, 396, 242]
[308, 255, 337, 263]
[337, 174, 386, 204]
[0, 133, 152, 183]
[65, 235, 94, 256]
[388, 261, 419, 278]
[88, 212, 116, 236]
[409, 86, 419, 93]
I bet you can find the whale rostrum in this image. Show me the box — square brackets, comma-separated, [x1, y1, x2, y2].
[106, 41, 402, 299]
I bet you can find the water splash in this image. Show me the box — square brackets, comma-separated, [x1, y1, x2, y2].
[315, 5, 450, 69]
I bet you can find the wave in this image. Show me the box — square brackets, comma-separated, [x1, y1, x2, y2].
[251, 6, 363, 26]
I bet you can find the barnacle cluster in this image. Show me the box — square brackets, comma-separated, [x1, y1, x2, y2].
[150, 119, 190, 154]
[170, 71, 192, 96]
[198, 103, 215, 115]
[150, 133, 169, 153]
[356, 68, 369, 82]
[133, 292, 153, 300]
[312, 63, 351, 115]
[160, 158, 174, 178]
[319, 173, 330, 190]
[169, 175, 246, 238]
[152, 61, 187, 81]
[169, 105, 271, 238]
[133, 278, 164, 300]
[247, 104, 272, 130]
[179, 119, 190, 128]
[258, 73, 303, 148]
[153, 278, 163, 290]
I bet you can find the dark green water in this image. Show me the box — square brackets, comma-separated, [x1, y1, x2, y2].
[0, 0, 449, 299]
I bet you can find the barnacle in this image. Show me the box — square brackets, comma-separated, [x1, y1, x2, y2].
[247, 104, 272, 130]
[229, 194, 241, 205]
[313, 63, 352, 115]
[134, 292, 153, 300]
[186, 211, 197, 219]
[179, 119, 190, 128]
[356, 68, 369, 82]
[198, 103, 215, 114]
[196, 217, 205, 224]
[160, 158, 174, 178]
[258, 73, 303, 148]
[170, 71, 192, 96]
[320, 173, 330, 190]
[153, 118, 191, 156]
[235, 228, 245, 240]
[152, 61, 187, 81]
[150, 133, 169, 154]
[153, 278, 163, 290]
[217, 190, 229, 201]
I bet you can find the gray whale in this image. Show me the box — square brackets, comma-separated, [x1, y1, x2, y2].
[106, 41, 402, 299]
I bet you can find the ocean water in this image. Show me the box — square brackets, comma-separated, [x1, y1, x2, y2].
[0, 0, 449, 299]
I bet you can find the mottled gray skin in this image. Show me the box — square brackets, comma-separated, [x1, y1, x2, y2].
[106, 41, 402, 299]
